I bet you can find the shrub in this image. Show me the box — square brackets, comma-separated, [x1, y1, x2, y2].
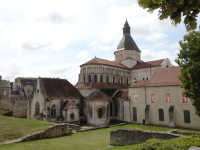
[134, 137, 200, 150]
[192, 131, 200, 139]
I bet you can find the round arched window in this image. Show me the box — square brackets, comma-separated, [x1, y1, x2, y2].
[70, 113, 75, 120]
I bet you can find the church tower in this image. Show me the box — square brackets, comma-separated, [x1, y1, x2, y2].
[114, 19, 141, 68]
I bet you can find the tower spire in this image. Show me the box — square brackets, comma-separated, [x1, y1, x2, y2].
[123, 19, 130, 35]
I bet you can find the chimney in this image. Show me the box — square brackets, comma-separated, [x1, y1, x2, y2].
[0, 75, 2, 81]
[133, 78, 137, 83]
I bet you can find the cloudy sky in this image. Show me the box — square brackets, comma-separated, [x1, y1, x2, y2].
[0, 0, 199, 85]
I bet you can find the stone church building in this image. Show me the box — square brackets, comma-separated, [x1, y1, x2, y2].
[75, 19, 173, 126]
[26, 19, 200, 129]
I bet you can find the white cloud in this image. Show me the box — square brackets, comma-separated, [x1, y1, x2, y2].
[76, 50, 88, 58]
[2, 59, 25, 81]
[170, 43, 180, 49]
[48, 63, 72, 73]
[89, 38, 118, 51]
[145, 32, 168, 43]
[141, 49, 154, 60]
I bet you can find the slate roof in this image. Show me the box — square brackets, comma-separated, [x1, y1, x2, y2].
[116, 34, 140, 51]
[0, 80, 11, 88]
[113, 89, 128, 99]
[123, 19, 130, 28]
[87, 90, 110, 101]
[129, 67, 181, 88]
[147, 66, 181, 87]
[131, 59, 165, 70]
[80, 57, 129, 69]
[41, 78, 82, 99]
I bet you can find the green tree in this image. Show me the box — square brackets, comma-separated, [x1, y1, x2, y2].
[137, 0, 200, 31]
[175, 28, 200, 117]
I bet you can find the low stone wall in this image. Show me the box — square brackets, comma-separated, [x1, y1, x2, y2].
[77, 123, 127, 132]
[110, 129, 180, 146]
[170, 129, 196, 136]
[0, 123, 71, 146]
[70, 124, 80, 130]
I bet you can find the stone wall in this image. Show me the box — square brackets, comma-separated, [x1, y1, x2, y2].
[13, 99, 29, 118]
[0, 99, 13, 115]
[110, 129, 180, 146]
[0, 123, 71, 146]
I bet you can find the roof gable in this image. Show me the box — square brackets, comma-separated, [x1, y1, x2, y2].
[87, 90, 110, 101]
[62, 100, 78, 110]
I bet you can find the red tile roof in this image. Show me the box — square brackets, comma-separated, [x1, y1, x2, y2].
[131, 59, 165, 69]
[113, 90, 128, 99]
[75, 82, 91, 89]
[91, 82, 111, 89]
[129, 80, 150, 88]
[41, 78, 82, 99]
[62, 100, 72, 109]
[129, 67, 181, 88]
[109, 83, 127, 89]
[120, 84, 131, 88]
[80, 57, 129, 69]
[87, 90, 110, 101]
[147, 66, 181, 87]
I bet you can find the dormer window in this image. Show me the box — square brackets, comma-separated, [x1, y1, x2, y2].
[143, 78, 145, 80]
[146, 77, 148, 80]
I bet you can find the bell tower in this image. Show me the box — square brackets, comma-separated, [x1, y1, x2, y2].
[114, 19, 141, 68]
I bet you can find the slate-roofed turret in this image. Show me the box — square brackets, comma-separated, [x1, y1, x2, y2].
[116, 19, 140, 51]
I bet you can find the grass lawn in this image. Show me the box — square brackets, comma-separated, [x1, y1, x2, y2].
[0, 122, 199, 150]
[0, 116, 54, 142]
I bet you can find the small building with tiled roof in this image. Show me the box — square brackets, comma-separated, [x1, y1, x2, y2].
[86, 89, 111, 126]
[27, 77, 82, 124]
[128, 66, 200, 129]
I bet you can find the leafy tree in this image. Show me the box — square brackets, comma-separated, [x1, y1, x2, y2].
[175, 28, 200, 117]
[137, 0, 200, 31]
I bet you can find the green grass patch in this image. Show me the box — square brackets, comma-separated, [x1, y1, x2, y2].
[0, 123, 199, 150]
[0, 116, 54, 142]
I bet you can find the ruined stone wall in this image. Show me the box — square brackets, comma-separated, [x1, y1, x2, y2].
[0, 123, 71, 146]
[0, 99, 13, 115]
[13, 99, 29, 118]
[110, 129, 179, 146]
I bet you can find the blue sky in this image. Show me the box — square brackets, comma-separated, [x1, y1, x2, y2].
[0, 0, 199, 85]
